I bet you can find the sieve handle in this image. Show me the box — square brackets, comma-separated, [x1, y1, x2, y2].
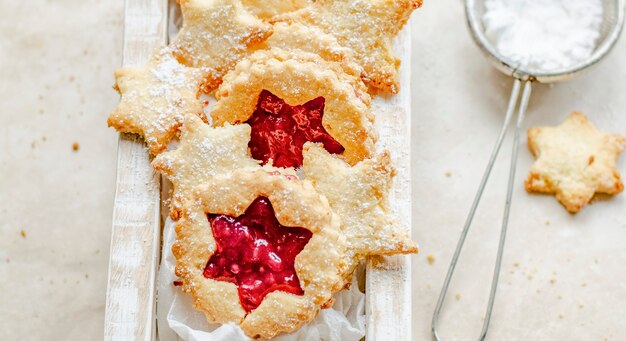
[431, 80, 532, 341]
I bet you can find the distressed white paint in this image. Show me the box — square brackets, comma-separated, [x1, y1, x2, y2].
[366, 23, 414, 341]
[103, 0, 167, 340]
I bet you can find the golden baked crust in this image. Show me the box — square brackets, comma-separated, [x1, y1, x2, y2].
[274, 0, 422, 94]
[242, 0, 310, 19]
[303, 143, 418, 273]
[152, 114, 259, 219]
[169, 0, 273, 92]
[211, 48, 376, 166]
[526, 112, 626, 213]
[172, 168, 347, 339]
[257, 22, 366, 89]
[107, 51, 205, 155]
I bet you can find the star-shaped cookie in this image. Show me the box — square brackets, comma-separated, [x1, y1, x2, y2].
[242, 0, 310, 19]
[108, 51, 206, 155]
[526, 112, 626, 213]
[274, 0, 422, 93]
[303, 143, 418, 273]
[173, 168, 347, 338]
[169, 0, 273, 92]
[152, 114, 259, 219]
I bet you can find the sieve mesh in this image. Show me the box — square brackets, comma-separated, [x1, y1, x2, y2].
[465, 0, 625, 81]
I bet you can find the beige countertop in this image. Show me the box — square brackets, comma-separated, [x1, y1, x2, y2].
[1, 0, 625, 340]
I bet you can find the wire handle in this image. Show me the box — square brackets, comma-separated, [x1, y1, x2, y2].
[431, 80, 532, 341]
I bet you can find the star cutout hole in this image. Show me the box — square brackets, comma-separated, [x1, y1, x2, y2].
[204, 197, 312, 312]
[247, 90, 345, 168]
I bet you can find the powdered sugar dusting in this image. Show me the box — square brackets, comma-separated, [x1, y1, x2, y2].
[483, 0, 603, 73]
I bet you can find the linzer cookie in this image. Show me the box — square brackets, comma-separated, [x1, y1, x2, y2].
[211, 48, 376, 167]
[172, 169, 347, 339]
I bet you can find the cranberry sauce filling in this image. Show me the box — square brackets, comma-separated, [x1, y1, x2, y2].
[203, 197, 313, 312]
[246, 90, 345, 168]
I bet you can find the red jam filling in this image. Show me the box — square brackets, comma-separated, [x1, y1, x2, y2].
[246, 90, 345, 168]
[203, 197, 313, 312]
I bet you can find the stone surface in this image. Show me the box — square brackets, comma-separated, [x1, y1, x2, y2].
[1, 0, 625, 339]
[0, 0, 123, 339]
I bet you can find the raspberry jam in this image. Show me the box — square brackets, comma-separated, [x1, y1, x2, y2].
[203, 197, 312, 312]
[246, 90, 345, 168]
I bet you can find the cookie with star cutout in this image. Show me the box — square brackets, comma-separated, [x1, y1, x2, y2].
[169, 0, 273, 92]
[152, 114, 260, 219]
[172, 168, 347, 339]
[303, 143, 418, 273]
[526, 112, 626, 213]
[108, 50, 206, 155]
[211, 48, 375, 168]
[274, 0, 422, 93]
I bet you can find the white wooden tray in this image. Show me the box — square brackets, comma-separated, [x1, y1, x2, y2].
[103, 0, 413, 340]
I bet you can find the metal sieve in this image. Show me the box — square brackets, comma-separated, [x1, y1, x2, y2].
[431, 1, 625, 340]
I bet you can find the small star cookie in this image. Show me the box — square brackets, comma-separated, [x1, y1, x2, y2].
[274, 0, 422, 93]
[173, 168, 347, 339]
[211, 48, 375, 166]
[153, 115, 259, 219]
[169, 0, 273, 92]
[108, 51, 205, 155]
[242, 0, 310, 19]
[303, 143, 418, 274]
[526, 112, 626, 213]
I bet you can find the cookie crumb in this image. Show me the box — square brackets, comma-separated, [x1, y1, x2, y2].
[550, 277, 556, 284]
[455, 293, 461, 300]
[444, 170, 452, 177]
[20, 229, 26, 238]
[581, 282, 587, 287]
[545, 220, 551, 226]
[579, 304, 584, 309]
[72, 142, 80, 151]
[558, 314, 564, 319]
[513, 261, 520, 267]
[426, 254, 436, 265]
